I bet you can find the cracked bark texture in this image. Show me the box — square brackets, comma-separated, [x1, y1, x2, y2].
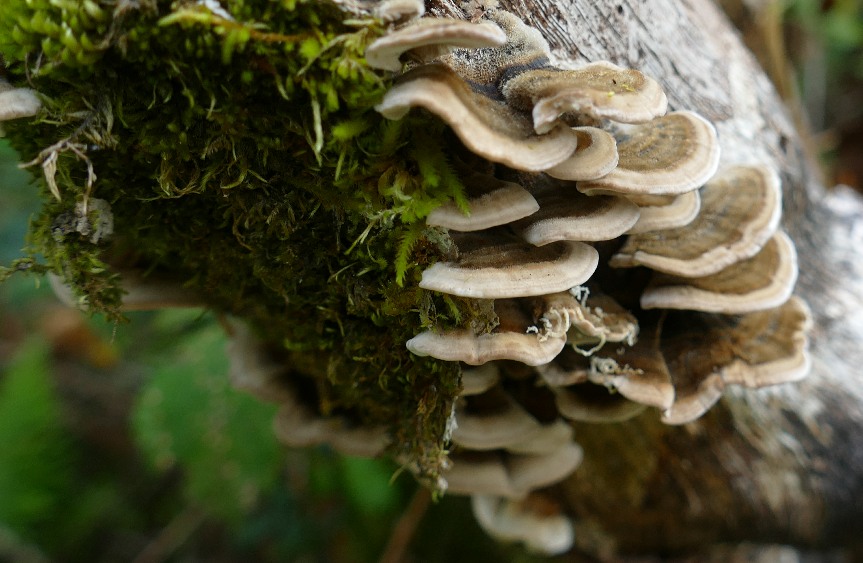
[427, 0, 863, 558]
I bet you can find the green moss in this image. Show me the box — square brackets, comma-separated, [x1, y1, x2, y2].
[1, 0, 493, 482]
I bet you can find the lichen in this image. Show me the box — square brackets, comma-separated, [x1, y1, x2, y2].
[0, 0, 494, 482]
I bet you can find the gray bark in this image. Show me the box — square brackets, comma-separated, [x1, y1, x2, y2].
[429, 0, 863, 557]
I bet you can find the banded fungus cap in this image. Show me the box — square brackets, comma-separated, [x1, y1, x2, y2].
[452, 387, 543, 450]
[553, 383, 647, 423]
[419, 231, 598, 299]
[640, 231, 799, 314]
[579, 111, 720, 196]
[534, 345, 592, 387]
[515, 189, 640, 246]
[426, 173, 539, 231]
[376, 64, 579, 171]
[543, 126, 620, 181]
[471, 494, 574, 556]
[585, 322, 675, 410]
[444, 451, 519, 497]
[406, 298, 568, 366]
[366, 18, 507, 71]
[461, 363, 502, 396]
[373, 0, 425, 22]
[504, 419, 575, 455]
[506, 441, 584, 493]
[626, 190, 701, 234]
[445, 441, 583, 498]
[439, 9, 551, 87]
[610, 165, 782, 276]
[501, 61, 669, 134]
[660, 296, 812, 425]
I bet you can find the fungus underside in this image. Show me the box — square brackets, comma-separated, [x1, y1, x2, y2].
[0, 0, 495, 482]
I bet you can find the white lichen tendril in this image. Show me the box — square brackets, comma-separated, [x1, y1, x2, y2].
[21, 139, 96, 204]
[569, 285, 590, 306]
[528, 307, 571, 342]
[589, 357, 644, 391]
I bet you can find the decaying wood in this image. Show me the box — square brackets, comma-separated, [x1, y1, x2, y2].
[426, 0, 863, 558]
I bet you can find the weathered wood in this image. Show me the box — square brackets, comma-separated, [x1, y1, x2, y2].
[429, 0, 863, 557]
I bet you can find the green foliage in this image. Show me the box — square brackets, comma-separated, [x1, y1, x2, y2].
[132, 316, 282, 524]
[0, 0, 482, 481]
[788, 0, 863, 79]
[0, 339, 74, 544]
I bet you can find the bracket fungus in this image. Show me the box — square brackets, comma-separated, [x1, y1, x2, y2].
[611, 165, 782, 276]
[370, 5, 809, 552]
[425, 172, 539, 231]
[471, 494, 574, 556]
[515, 189, 640, 246]
[626, 190, 701, 234]
[543, 127, 620, 181]
[578, 111, 721, 197]
[417, 231, 599, 299]
[2, 0, 813, 557]
[365, 18, 507, 71]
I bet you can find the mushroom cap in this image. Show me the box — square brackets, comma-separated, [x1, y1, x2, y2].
[471, 494, 574, 556]
[554, 384, 647, 423]
[273, 405, 391, 457]
[376, 64, 579, 171]
[534, 345, 591, 387]
[543, 126, 620, 181]
[365, 18, 506, 71]
[0, 82, 42, 121]
[461, 363, 501, 396]
[626, 189, 701, 234]
[501, 61, 668, 133]
[373, 0, 425, 22]
[611, 165, 782, 277]
[452, 388, 543, 450]
[516, 190, 640, 246]
[578, 111, 720, 196]
[660, 296, 812, 425]
[426, 173, 539, 231]
[445, 451, 518, 497]
[444, 442, 583, 497]
[406, 329, 566, 366]
[641, 231, 798, 314]
[506, 441, 584, 493]
[504, 420, 575, 455]
[419, 231, 598, 299]
[438, 9, 552, 87]
[585, 322, 675, 410]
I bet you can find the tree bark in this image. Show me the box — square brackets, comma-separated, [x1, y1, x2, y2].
[429, 0, 863, 558]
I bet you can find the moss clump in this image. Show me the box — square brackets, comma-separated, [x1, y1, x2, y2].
[0, 0, 493, 483]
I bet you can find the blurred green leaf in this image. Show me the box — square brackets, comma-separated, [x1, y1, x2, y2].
[0, 339, 74, 541]
[337, 456, 399, 516]
[825, 13, 863, 48]
[132, 319, 283, 524]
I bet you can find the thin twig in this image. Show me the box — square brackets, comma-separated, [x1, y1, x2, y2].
[131, 506, 206, 563]
[379, 487, 432, 563]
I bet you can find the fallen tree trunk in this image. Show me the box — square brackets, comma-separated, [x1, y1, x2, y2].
[428, 0, 863, 557]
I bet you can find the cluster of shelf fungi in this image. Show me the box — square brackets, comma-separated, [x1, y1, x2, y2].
[0, 1, 813, 556]
[232, 5, 811, 554]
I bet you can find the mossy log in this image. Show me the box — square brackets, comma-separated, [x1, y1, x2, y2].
[2, 0, 862, 558]
[425, 0, 863, 557]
